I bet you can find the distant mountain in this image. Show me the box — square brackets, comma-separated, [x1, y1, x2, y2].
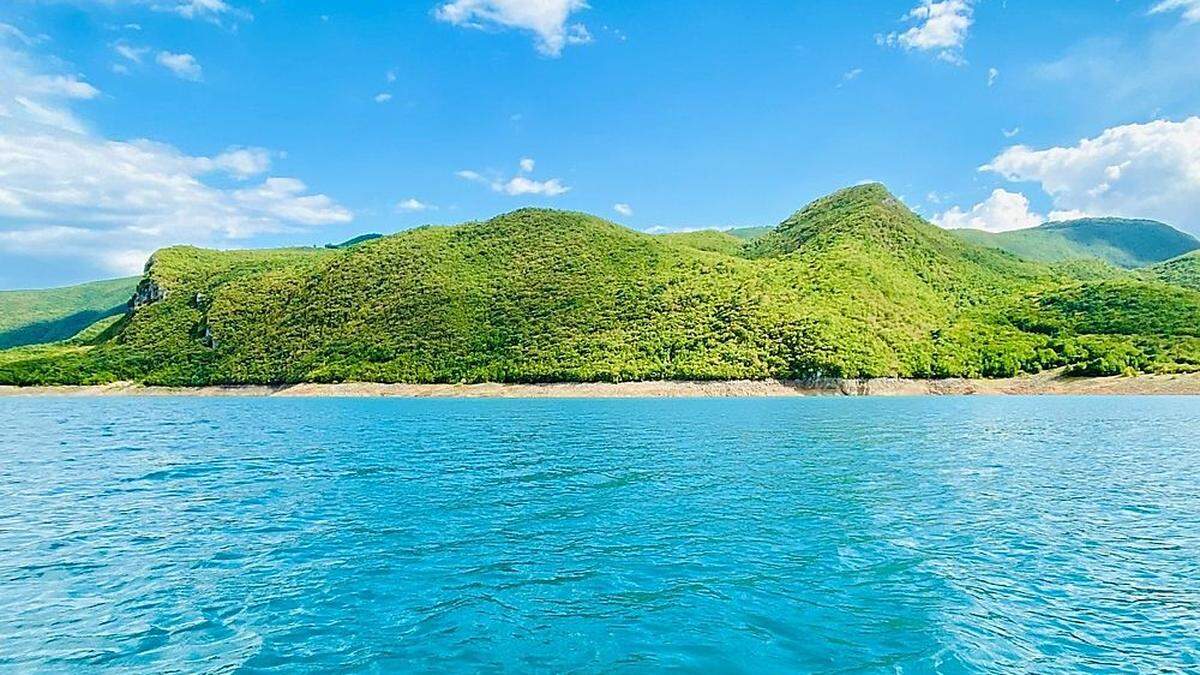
[3, 184, 1199, 385]
[655, 230, 748, 257]
[0, 277, 139, 350]
[725, 226, 773, 241]
[953, 218, 1200, 269]
[326, 233, 384, 249]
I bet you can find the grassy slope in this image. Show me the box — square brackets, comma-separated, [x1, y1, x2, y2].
[954, 218, 1200, 268]
[3, 185, 1199, 385]
[0, 277, 140, 349]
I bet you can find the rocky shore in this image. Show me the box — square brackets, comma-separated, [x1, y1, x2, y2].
[2, 370, 1199, 397]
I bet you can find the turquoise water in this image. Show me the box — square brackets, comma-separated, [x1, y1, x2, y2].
[1, 397, 1199, 672]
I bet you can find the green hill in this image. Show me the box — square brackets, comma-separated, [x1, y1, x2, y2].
[655, 230, 748, 257]
[0, 277, 140, 350]
[2, 184, 1199, 385]
[726, 226, 772, 241]
[1144, 251, 1200, 291]
[953, 218, 1199, 268]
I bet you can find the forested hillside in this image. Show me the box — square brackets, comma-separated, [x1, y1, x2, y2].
[2, 184, 1198, 386]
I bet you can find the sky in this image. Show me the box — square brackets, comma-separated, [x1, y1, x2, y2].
[2, 0, 1200, 289]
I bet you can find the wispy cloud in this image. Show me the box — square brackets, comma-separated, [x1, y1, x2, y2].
[1151, 0, 1200, 23]
[156, 51, 202, 81]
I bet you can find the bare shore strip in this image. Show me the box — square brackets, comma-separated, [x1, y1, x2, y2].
[2, 370, 1199, 397]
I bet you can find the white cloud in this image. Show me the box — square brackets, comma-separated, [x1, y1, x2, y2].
[613, 203, 633, 217]
[496, 175, 569, 196]
[211, 146, 271, 179]
[386, 69, 397, 83]
[0, 23, 38, 46]
[156, 51, 202, 80]
[434, 0, 592, 57]
[231, 178, 349, 226]
[1003, 127, 1021, 138]
[397, 198, 435, 212]
[374, 92, 392, 103]
[1, 40, 100, 133]
[41, 0, 248, 24]
[879, 0, 973, 64]
[456, 159, 571, 197]
[837, 68, 863, 88]
[1151, 0, 1200, 23]
[987, 67, 998, 87]
[0, 40, 350, 275]
[148, 0, 251, 23]
[933, 189, 1046, 232]
[981, 117, 1200, 232]
[114, 42, 150, 63]
[168, 0, 231, 19]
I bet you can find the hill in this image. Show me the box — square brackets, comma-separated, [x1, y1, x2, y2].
[655, 230, 748, 257]
[2, 184, 1199, 386]
[1144, 251, 1200, 291]
[0, 277, 140, 350]
[953, 218, 1199, 268]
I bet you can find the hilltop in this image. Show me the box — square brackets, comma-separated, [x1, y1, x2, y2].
[0, 277, 140, 350]
[2, 184, 1199, 386]
[954, 217, 1200, 268]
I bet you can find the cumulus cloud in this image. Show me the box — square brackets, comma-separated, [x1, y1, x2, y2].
[1151, 0, 1200, 23]
[456, 159, 571, 197]
[0, 40, 350, 275]
[933, 189, 1047, 232]
[434, 0, 592, 57]
[613, 203, 633, 217]
[156, 51, 202, 81]
[987, 67, 998, 87]
[374, 92, 392, 103]
[981, 117, 1200, 232]
[879, 0, 973, 64]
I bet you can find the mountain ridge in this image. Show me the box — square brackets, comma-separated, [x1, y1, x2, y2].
[2, 184, 1198, 385]
[953, 217, 1199, 268]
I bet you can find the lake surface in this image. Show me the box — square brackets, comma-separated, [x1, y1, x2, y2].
[1, 397, 1198, 672]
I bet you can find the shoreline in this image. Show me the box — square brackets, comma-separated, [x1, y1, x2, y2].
[2, 370, 1200, 397]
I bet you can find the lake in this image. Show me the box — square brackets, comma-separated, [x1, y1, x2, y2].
[1, 396, 1198, 672]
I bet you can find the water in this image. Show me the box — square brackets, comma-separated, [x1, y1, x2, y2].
[1, 397, 1198, 672]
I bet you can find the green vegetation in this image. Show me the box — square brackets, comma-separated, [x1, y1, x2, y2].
[725, 226, 772, 241]
[656, 230, 749, 257]
[326, 233, 384, 249]
[0, 277, 139, 350]
[1144, 251, 1200, 291]
[953, 217, 1200, 268]
[2, 184, 1199, 386]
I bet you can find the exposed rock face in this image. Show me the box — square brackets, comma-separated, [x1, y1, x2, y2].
[129, 278, 165, 310]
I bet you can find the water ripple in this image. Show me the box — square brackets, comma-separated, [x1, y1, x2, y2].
[1, 396, 1199, 671]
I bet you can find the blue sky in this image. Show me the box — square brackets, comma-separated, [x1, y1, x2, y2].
[2, 0, 1200, 288]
